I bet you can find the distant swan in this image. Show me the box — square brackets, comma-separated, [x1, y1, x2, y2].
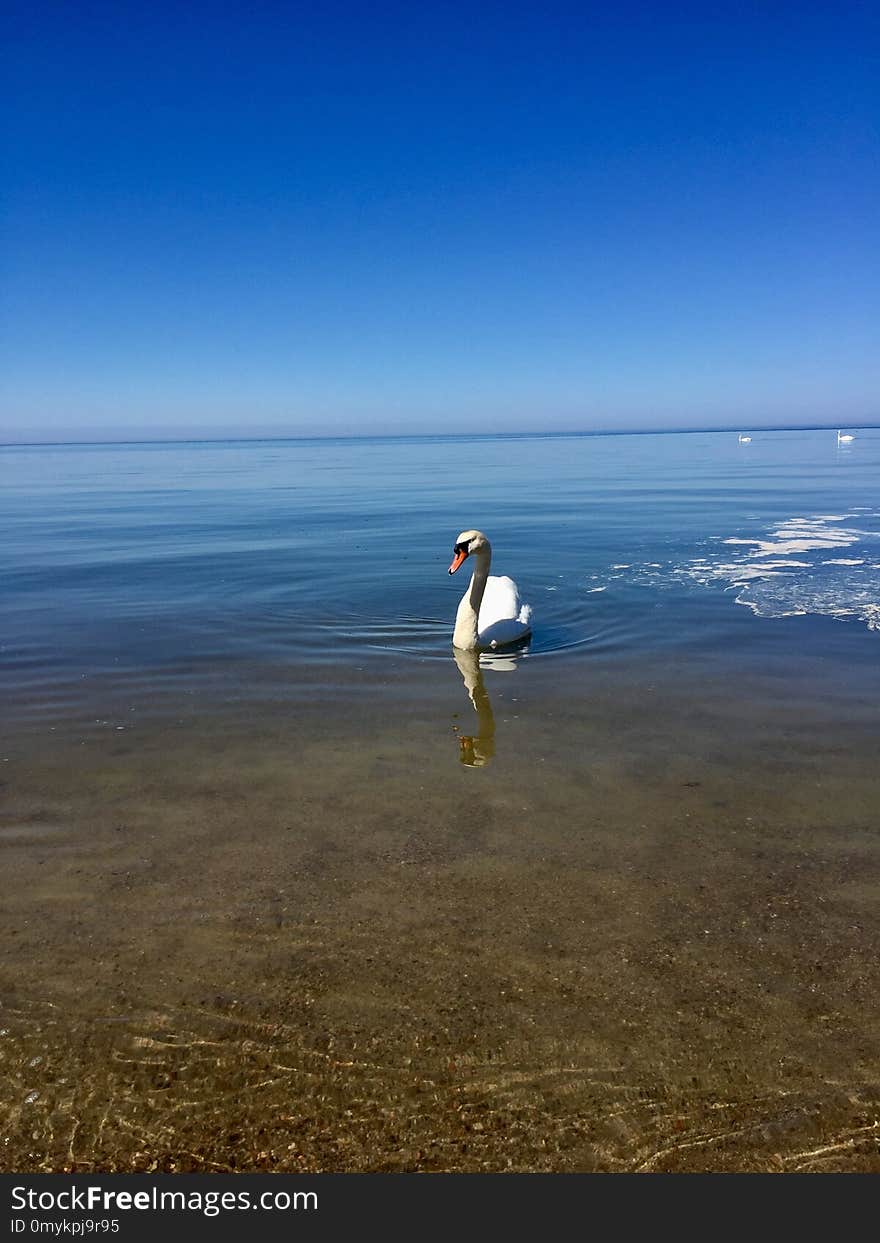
[837, 430, 855, 443]
[738, 433, 752, 443]
[448, 529, 532, 651]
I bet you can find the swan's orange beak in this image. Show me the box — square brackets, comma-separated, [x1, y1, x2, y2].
[448, 549, 468, 574]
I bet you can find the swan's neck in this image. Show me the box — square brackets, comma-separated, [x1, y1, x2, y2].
[453, 550, 490, 651]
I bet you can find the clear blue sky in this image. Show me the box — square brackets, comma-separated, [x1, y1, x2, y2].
[2, 1, 878, 440]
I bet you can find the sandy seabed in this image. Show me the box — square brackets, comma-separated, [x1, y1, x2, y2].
[2, 654, 879, 1173]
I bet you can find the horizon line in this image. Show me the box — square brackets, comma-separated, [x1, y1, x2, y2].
[1, 421, 878, 450]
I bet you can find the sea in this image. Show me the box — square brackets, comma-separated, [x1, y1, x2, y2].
[1, 428, 879, 1172]
[2, 427, 879, 722]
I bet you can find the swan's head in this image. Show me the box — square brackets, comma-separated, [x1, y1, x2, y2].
[448, 529, 490, 574]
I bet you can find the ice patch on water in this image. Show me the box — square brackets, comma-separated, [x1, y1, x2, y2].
[596, 510, 880, 632]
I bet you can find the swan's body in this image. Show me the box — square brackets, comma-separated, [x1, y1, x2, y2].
[448, 529, 532, 651]
[837, 430, 855, 443]
[738, 433, 752, 443]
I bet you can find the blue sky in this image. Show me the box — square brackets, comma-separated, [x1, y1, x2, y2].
[2, 2, 878, 440]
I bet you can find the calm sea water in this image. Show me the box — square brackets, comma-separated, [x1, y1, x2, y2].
[2, 428, 879, 723]
[4, 429, 880, 1172]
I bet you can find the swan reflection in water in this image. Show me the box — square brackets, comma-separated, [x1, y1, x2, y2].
[452, 647, 523, 767]
[452, 648, 495, 766]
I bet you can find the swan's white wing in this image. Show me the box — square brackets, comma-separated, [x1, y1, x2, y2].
[478, 575, 532, 646]
[479, 616, 532, 646]
[478, 576, 520, 627]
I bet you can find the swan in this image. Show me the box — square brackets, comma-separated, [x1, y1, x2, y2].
[738, 433, 752, 443]
[837, 430, 855, 443]
[447, 529, 532, 651]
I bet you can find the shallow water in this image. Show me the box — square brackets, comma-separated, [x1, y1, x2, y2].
[3, 429, 879, 712]
[1, 430, 879, 1171]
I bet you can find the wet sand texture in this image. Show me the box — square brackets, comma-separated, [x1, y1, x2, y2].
[2, 672, 879, 1172]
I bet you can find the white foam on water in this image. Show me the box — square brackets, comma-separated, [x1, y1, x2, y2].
[721, 514, 865, 557]
[601, 510, 880, 633]
[697, 559, 812, 584]
[699, 513, 880, 630]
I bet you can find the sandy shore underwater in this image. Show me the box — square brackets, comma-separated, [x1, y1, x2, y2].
[2, 649, 879, 1173]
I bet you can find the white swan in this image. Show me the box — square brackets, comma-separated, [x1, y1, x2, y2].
[448, 529, 532, 651]
[837, 430, 855, 443]
[738, 433, 752, 443]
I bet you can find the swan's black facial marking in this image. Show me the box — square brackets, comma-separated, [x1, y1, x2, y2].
[448, 541, 471, 574]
